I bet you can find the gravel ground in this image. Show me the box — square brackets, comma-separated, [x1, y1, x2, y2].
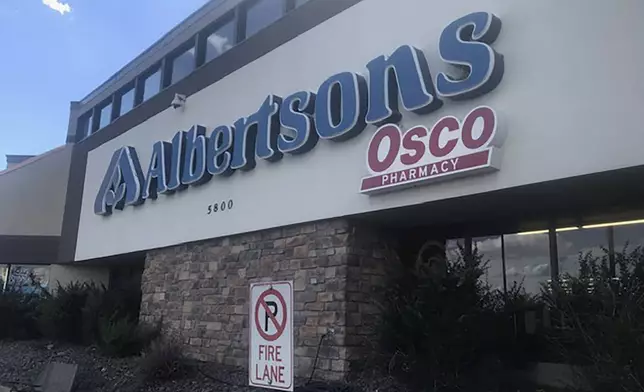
[0, 341, 407, 392]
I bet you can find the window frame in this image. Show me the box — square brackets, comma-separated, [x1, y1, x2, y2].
[136, 63, 163, 105]
[77, 110, 94, 141]
[163, 39, 198, 88]
[238, 0, 288, 41]
[197, 10, 238, 67]
[95, 98, 114, 131]
[114, 82, 136, 120]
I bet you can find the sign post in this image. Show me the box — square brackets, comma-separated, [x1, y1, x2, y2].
[249, 281, 294, 391]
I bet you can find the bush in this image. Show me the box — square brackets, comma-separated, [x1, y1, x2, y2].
[38, 282, 94, 343]
[543, 247, 644, 391]
[98, 317, 161, 357]
[376, 244, 505, 390]
[82, 279, 142, 344]
[36, 279, 144, 347]
[374, 242, 545, 391]
[138, 337, 187, 381]
[0, 291, 42, 340]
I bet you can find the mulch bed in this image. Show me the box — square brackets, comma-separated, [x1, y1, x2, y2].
[0, 340, 407, 392]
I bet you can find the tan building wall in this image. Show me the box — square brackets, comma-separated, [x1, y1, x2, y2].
[0, 145, 72, 237]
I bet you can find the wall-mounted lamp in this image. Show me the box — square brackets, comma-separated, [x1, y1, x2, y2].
[171, 93, 187, 111]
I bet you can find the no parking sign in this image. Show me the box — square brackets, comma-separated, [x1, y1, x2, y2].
[249, 281, 293, 391]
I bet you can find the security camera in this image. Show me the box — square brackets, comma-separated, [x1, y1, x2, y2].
[171, 94, 187, 110]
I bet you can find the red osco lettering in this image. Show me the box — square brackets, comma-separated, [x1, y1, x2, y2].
[367, 125, 401, 173]
[429, 116, 459, 157]
[400, 126, 428, 166]
[461, 106, 496, 149]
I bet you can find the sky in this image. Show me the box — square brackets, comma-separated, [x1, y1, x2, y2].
[0, 0, 210, 169]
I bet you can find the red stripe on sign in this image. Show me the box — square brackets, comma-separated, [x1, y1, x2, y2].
[360, 149, 491, 193]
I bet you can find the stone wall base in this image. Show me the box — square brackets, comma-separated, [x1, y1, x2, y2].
[140, 218, 391, 381]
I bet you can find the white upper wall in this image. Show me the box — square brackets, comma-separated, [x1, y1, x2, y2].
[76, 0, 644, 261]
[0, 146, 72, 236]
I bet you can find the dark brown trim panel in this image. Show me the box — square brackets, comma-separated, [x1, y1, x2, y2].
[58, 144, 88, 263]
[0, 235, 59, 265]
[58, 0, 363, 263]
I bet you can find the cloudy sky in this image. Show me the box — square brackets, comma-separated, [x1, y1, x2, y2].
[0, 0, 210, 168]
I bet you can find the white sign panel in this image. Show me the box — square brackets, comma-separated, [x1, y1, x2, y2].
[249, 281, 294, 391]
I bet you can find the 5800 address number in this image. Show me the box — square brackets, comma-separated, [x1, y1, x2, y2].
[207, 199, 234, 215]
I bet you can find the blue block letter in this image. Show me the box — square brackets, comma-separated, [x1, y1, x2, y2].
[94, 146, 145, 215]
[366, 45, 442, 125]
[181, 125, 210, 186]
[436, 12, 504, 100]
[143, 141, 172, 199]
[278, 91, 318, 154]
[315, 72, 367, 141]
[207, 125, 234, 176]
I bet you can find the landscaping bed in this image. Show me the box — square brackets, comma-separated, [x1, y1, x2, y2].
[0, 340, 406, 392]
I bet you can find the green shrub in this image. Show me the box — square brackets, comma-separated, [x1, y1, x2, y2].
[375, 243, 542, 391]
[98, 317, 161, 357]
[37, 279, 144, 347]
[38, 282, 95, 343]
[0, 291, 42, 340]
[138, 337, 187, 381]
[543, 247, 644, 391]
[82, 279, 142, 344]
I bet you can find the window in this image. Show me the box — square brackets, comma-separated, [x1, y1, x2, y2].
[613, 220, 644, 254]
[245, 0, 284, 39]
[80, 112, 93, 138]
[98, 102, 112, 129]
[557, 227, 608, 279]
[171, 46, 196, 84]
[504, 231, 551, 295]
[205, 19, 235, 63]
[119, 86, 135, 116]
[446, 238, 465, 264]
[295, 0, 310, 7]
[7, 265, 50, 294]
[0, 265, 7, 292]
[142, 69, 162, 102]
[474, 236, 505, 291]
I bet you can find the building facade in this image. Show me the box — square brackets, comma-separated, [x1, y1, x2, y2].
[3, 0, 644, 381]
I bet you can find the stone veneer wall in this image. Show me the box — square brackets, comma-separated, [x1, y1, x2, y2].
[140, 218, 390, 381]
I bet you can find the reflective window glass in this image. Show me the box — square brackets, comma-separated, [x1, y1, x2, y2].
[98, 102, 112, 129]
[119, 87, 135, 116]
[0, 265, 8, 291]
[474, 236, 504, 291]
[205, 19, 235, 63]
[245, 0, 284, 38]
[7, 265, 50, 293]
[614, 221, 644, 253]
[142, 69, 161, 102]
[171, 47, 196, 83]
[81, 113, 93, 138]
[557, 227, 608, 279]
[446, 238, 465, 264]
[504, 232, 551, 295]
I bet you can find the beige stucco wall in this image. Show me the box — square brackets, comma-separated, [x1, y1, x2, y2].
[0, 145, 72, 236]
[49, 264, 110, 290]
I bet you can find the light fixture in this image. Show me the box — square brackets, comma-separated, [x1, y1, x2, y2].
[517, 229, 548, 236]
[582, 218, 644, 229]
[555, 227, 579, 232]
[516, 226, 580, 236]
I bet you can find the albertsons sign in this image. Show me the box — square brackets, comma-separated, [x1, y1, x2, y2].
[95, 12, 504, 216]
